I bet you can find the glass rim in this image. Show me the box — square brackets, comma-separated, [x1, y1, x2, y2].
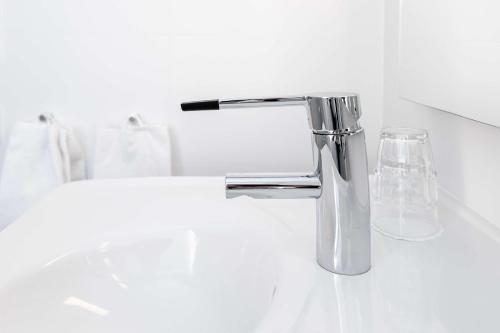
[380, 127, 429, 141]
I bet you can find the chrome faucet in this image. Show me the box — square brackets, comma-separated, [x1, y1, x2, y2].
[181, 93, 370, 275]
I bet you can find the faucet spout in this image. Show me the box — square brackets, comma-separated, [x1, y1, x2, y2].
[225, 174, 321, 199]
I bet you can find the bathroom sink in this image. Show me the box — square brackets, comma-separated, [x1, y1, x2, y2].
[0, 178, 313, 333]
[1, 177, 500, 332]
[0, 227, 279, 333]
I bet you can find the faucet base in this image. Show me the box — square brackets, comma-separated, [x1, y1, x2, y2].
[317, 259, 371, 275]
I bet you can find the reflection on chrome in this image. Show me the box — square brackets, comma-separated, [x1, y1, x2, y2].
[63, 297, 109, 316]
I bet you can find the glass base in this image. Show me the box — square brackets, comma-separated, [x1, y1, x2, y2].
[372, 216, 443, 241]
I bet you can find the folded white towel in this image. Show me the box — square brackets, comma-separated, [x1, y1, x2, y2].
[93, 119, 171, 179]
[0, 120, 85, 229]
[58, 127, 86, 182]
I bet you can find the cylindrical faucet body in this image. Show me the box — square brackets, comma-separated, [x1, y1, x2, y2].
[313, 131, 370, 274]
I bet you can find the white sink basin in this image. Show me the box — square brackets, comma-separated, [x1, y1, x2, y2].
[1, 177, 500, 332]
[0, 178, 314, 333]
[0, 228, 278, 332]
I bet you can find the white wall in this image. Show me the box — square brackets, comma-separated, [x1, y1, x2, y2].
[398, 0, 500, 128]
[0, 0, 5, 161]
[1, 0, 497, 224]
[0, 0, 384, 177]
[384, 0, 500, 224]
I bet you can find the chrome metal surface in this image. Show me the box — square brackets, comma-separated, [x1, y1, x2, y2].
[313, 132, 370, 274]
[225, 174, 321, 199]
[181, 92, 371, 275]
[128, 113, 145, 127]
[216, 93, 361, 134]
[306, 93, 361, 134]
[38, 113, 56, 124]
[219, 97, 305, 109]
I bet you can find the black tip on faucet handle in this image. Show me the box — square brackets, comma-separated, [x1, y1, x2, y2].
[181, 99, 220, 111]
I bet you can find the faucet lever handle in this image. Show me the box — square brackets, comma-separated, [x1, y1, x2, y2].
[182, 96, 306, 111]
[180, 92, 362, 134]
[181, 99, 220, 111]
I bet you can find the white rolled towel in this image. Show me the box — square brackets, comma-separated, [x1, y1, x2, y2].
[93, 117, 172, 179]
[0, 120, 85, 229]
[58, 126, 86, 182]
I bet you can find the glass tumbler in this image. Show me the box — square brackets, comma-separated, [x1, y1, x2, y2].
[371, 128, 443, 241]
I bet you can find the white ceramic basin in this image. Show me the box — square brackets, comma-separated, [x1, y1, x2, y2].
[0, 228, 278, 332]
[0, 178, 313, 333]
[1, 177, 500, 332]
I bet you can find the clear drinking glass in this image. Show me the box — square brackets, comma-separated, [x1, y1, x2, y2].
[371, 128, 443, 241]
